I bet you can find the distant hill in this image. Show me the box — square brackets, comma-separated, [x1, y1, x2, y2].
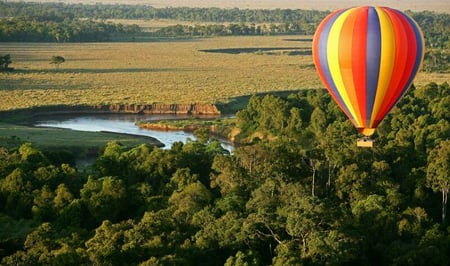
[7, 0, 450, 13]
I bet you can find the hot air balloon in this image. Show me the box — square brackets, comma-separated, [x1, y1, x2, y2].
[312, 6, 425, 147]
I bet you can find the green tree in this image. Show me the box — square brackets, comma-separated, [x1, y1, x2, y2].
[22, 223, 56, 265]
[258, 95, 289, 134]
[169, 181, 212, 223]
[53, 184, 74, 210]
[18, 142, 49, 169]
[194, 210, 245, 252]
[426, 140, 450, 224]
[272, 241, 302, 266]
[244, 177, 285, 255]
[80, 176, 127, 223]
[1, 168, 33, 218]
[193, 127, 210, 144]
[168, 167, 199, 192]
[33, 165, 61, 189]
[210, 154, 248, 195]
[32, 185, 55, 221]
[50, 55, 65, 69]
[122, 209, 190, 264]
[309, 106, 327, 136]
[398, 207, 430, 238]
[85, 220, 133, 265]
[0, 54, 12, 70]
[279, 184, 324, 257]
[285, 107, 303, 137]
[225, 250, 260, 266]
[236, 95, 262, 135]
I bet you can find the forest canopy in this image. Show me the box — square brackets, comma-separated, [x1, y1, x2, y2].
[0, 82, 449, 265]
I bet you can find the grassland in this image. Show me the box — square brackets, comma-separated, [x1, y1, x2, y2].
[1, 35, 447, 112]
[0, 122, 162, 151]
[0, 36, 318, 110]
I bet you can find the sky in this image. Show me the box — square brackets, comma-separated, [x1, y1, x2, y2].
[8, 0, 450, 12]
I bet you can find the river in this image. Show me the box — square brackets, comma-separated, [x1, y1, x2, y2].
[33, 114, 234, 151]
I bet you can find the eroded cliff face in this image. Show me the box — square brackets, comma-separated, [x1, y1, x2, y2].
[101, 103, 220, 115]
[1, 103, 221, 119]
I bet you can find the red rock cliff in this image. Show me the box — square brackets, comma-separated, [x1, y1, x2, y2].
[0, 103, 221, 119]
[102, 103, 220, 115]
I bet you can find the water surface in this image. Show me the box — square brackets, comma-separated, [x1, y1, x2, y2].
[34, 114, 233, 151]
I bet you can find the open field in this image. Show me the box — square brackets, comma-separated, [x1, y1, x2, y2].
[1, 36, 447, 112]
[0, 36, 318, 110]
[0, 122, 162, 151]
[8, 0, 450, 13]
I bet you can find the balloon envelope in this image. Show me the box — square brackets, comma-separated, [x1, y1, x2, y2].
[312, 6, 424, 136]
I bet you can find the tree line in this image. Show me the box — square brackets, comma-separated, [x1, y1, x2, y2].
[0, 82, 449, 265]
[0, 18, 140, 42]
[0, 2, 327, 23]
[0, 2, 449, 46]
[155, 22, 316, 36]
[411, 11, 450, 72]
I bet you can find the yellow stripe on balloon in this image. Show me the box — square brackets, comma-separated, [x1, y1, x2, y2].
[370, 7, 396, 127]
[326, 8, 361, 126]
[338, 8, 364, 126]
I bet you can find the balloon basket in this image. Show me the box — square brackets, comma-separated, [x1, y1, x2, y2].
[357, 137, 374, 148]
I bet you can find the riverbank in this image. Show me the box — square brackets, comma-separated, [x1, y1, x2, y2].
[137, 116, 236, 141]
[0, 103, 236, 157]
[0, 98, 256, 155]
[0, 121, 164, 163]
[0, 103, 221, 123]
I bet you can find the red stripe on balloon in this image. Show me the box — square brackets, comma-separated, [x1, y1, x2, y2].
[351, 7, 369, 127]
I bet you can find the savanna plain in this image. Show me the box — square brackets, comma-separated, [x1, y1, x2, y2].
[1, 35, 448, 111]
[0, 36, 317, 110]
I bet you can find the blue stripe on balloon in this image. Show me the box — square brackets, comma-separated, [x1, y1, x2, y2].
[365, 7, 381, 126]
[317, 9, 354, 123]
[400, 13, 424, 96]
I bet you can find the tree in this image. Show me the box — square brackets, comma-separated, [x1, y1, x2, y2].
[1, 168, 34, 218]
[168, 181, 212, 223]
[0, 54, 12, 70]
[285, 107, 303, 136]
[193, 127, 210, 144]
[210, 154, 248, 195]
[53, 184, 74, 210]
[309, 107, 327, 136]
[225, 250, 260, 266]
[32, 185, 55, 221]
[80, 176, 127, 223]
[168, 167, 199, 192]
[426, 140, 450, 224]
[18, 142, 49, 167]
[85, 220, 133, 265]
[50, 55, 65, 69]
[258, 95, 289, 134]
